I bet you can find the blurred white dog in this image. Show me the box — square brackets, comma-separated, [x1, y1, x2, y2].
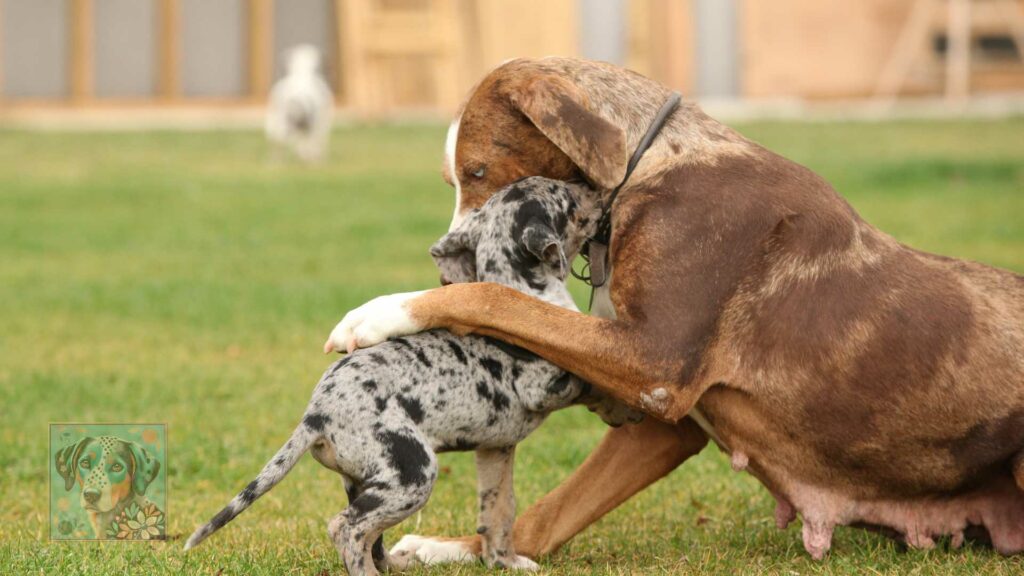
[266, 45, 333, 162]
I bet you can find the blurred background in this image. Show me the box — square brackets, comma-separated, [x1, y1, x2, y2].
[2, 0, 1024, 125]
[1, 3, 1023, 574]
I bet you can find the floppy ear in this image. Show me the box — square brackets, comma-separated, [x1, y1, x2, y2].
[521, 217, 567, 279]
[430, 230, 478, 283]
[127, 441, 160, 496]
[55, 437, 92, 492]
[510, 75, 627, 190]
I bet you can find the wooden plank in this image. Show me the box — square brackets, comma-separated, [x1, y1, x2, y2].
[0, 0, 5, 102]
[432, 0, 461, 114]
[247, 0, 272, 100]
[626, 0, 653, 78]
[473, 0, 577, 72]
[744, 0, 935, 100]
[945, 0, 972, 101]
[874, 0, 940, 100]
[337, 0, 372, 113]
[627, 0, 694, 93]
[997, 0, 1024, 63]
[70, 0, 95, 103]
[157, 0, 180, 100]
[937, 0, 1024, 35]
[659, 0, 693, 92]
[328, 0, 344, 102]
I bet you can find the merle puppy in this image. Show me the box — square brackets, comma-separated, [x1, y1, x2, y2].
[184, 177, 640, 575]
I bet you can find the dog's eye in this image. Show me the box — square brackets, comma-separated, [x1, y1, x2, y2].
[79, 459, 91, 469]
[471, 166, 486, 179]
[110, 463, 123, 472]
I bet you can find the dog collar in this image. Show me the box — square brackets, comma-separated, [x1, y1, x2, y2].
[573, 91, 682, 305]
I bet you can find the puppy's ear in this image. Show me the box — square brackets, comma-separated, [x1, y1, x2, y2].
[522, 218, 567, 279]
[127, 441, 161, 496]
[430, 210, 482, 284]
[509, 75, 627, 190]
[55, 437, 92, 491]
[430, 230, 478, 283]
[429, 230, 471, 258]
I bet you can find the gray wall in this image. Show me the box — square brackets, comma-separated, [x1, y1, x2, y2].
[1, 0, 69, 98]
[95, 0, 156, 97]
[578, 0, 626, 65]
[181, 0, 246, 97]
[694, 0, 740, 98]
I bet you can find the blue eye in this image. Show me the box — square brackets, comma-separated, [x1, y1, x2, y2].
[472, 167, 486, 178]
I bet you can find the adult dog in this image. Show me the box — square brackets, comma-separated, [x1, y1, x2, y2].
[325, 57, 1024, 561]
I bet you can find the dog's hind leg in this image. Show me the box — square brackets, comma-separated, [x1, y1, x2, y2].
[336, 481, 389, 574]
[330, 433, 437, 575]
[475, 446, 538, 571]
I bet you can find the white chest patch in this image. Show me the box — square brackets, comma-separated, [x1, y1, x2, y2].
[445, 117, 463, 232]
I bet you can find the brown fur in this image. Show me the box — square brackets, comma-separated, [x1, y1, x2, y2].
[401, 57, 1024, 557]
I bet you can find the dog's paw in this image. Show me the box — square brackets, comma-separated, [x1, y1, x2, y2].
[388, 534, 476, 566]
[506, 555, 540, 571]
[323, 291, 427, 354]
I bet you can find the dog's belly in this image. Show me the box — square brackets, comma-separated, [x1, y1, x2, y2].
[696, 385, 1024, 553]
[423, 405, 548, 453]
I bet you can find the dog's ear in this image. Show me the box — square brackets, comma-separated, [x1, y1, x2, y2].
[429, 229, 471, 258]
[430, 230, 478, 283]
[521, 217, 567, 279]
[430, 212, 482, 284]
[510, 75, 627, 190]
[127, 441, 161, 496]
[55, 437, 92, 492]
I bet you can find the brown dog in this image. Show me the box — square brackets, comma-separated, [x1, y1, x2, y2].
[325, 57, 1024, 563]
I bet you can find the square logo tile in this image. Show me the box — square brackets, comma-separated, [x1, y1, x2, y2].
[50, 423, 167, 541]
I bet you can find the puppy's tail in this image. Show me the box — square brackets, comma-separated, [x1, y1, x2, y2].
[184, 421, 319, 550]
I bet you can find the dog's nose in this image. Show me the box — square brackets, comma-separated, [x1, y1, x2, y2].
[83, 489, 100, 504]
[439, 275, 452, 286]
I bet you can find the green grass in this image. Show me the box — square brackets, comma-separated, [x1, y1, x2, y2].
[1, 118, 1023, 575]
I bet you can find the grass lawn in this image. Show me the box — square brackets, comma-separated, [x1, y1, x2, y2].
[1, 118, 1023, 575]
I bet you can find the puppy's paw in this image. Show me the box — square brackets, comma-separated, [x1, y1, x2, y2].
[323, 291, 427, 354]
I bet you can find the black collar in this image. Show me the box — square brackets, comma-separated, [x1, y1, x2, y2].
[572, 91, 682, 304]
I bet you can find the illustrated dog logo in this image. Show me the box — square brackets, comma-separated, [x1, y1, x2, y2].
[50, 424, 166, 541]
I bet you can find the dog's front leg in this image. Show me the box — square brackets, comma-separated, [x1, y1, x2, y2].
[475, 447, 538, 571]
[323, 283, 702, 422]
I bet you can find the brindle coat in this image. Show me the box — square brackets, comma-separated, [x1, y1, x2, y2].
[327, 57, 1024, 561]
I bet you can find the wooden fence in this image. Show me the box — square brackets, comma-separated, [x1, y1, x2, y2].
[0, 0, 1021, 118]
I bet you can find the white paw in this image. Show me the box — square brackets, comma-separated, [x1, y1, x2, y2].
[507, 555, 540, 571]
[388, 534, 476, 566]
[323, 291, 426, 354]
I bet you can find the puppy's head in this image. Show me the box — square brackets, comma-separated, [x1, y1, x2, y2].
[286, 44, 322, 75]
[430, 177, 597, 308]
[55, 436, 160, 513]
[443, 58, 628, 231]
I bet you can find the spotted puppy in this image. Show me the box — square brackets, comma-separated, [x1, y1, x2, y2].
[55, 436, 163, 539]
[185, 177, 640, 575]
